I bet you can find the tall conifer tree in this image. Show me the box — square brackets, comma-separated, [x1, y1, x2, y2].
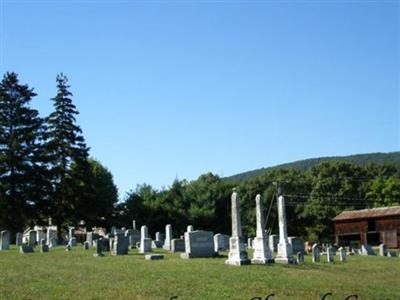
[45, 74, 94, 237]
[0, 72, 46, 233]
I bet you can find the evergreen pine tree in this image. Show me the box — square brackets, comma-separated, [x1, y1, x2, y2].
[0, 72, 46, 233]
[45, 73, 94, 238]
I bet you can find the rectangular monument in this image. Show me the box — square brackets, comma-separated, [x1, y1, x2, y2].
[181, 230, 217, 259]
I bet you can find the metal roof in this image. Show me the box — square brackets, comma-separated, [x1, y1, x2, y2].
[333, 206, 400, 221]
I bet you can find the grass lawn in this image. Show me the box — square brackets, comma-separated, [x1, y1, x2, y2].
[0, 245, 399, 300]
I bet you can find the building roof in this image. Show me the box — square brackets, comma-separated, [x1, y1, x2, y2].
[333, 206, 400, 221]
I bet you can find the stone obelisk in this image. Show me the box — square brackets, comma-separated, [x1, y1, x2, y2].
[225, 191, 250, 266]
[275, 195, 296, 264]
[251, 194, 273, 264]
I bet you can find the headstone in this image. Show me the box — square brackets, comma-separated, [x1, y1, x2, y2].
[361, 244, 376, 256]
[163, 224, 172, 251]
[297, 251, 304, 263]
[93, 237, 104, 257]
[269, 234, 279, 253]
[36, 229, 46, 245]
[28, 230, 37, 247]
[83, 241, 90, 250]
[312, 244, 320, 263]
[275, 195, 296, 264]
[154, 232, 164, 248]
[132, 220, 137, 230]
[171, 239, 185, 252]
[379, 244, 387, 257]
[40, 239, 49, 253]
[181, 230, 217, 259]
[20, 245, 34, 253]
[111, 226, 117, 235]
[327, 246, 334, 263]
[86, 232, 93, 245]
[111, 232, 129, 255]
[139, 225, 152, 254]
[252, 194, 273, 264]
[0, 230, 10, 251]
[47, 228, 57, 247]
[187, 225, 194, 233]
[155, 232, 164, 242]
[145, 254, 164, 260]
[214, 234, 230, 252]
[65, 244, 71, 251]
[16, 232, 23, 246]
[288, 237, 305, 254]
[225, 191, 250, 266]
[69, 237, 77, 247]
[68, 227, 74, 240]
[247, 238, 253, 249]
[338, 247, 346, 262]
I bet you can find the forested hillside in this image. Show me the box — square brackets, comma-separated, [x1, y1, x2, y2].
[225, 152, 400, 182]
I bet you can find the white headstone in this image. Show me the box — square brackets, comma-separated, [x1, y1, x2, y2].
[327, 246, 334, 263]
[187, 225, 194, 233]
[139, 225, 152, 254]
[312, 244, 320, 263]
[338, 247, 346, 262]
[181, 230, 216, 258]
[163, 224, 172, 251]
[0, 231, 10, 251]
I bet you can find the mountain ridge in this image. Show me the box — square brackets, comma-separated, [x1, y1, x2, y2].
[225, 151, 400, 182]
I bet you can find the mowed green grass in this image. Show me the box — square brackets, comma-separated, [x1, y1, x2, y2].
[0, 245, 399, 300]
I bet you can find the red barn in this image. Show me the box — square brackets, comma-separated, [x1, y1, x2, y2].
[333, 206, 400, 248]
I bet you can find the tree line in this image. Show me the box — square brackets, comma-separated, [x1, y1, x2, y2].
[115, 162, 399, 242]
[1, 72, 399, 243]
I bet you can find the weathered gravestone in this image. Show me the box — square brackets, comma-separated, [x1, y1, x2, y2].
[214, 233, 230, 252]
[20, 245, 34, 253]
[93, 238, 104, 257]
[153, 232, 164, 248]
[312, 244, 320, 263]
[47, 228, 57, 247]
[297, 251, 304, 263]
[28, 230, 37, 247]
[288, 237, 305, 254]
[338, 247, 346, 262]
[275, 195, 296, 264]
[327, 246, 335, 263]
[269, 234, 279, 253]
[251, 194, 273, 264]
[83, 241, 90, 250]
[40, 239, 49, 253]
[139, 225, 152, 254]
[36, 229, 46, 245]
[0, 230, 10, 251]
[361, 244, 376, 256]
[225, 191, 250, 266]
[181, 230, 217, 259]
[69, 237, 77, 247]
[171, 239, 185, 252]
[145, 254, 164, 260]
[379, 244, 387, 256]
[247, 238, 253, 249]
[111, 233, 129, 255]
[16, 232, 23, 247]
[163, 224, 173, 251]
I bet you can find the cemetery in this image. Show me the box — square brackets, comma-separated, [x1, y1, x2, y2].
[0, 1, 399, 299]
[1, 192, 399, 299]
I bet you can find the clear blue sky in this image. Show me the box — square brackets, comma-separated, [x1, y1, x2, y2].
[1, 0, 399, 199]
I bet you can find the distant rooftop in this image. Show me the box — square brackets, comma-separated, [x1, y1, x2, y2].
[333, 206, 400, 221]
